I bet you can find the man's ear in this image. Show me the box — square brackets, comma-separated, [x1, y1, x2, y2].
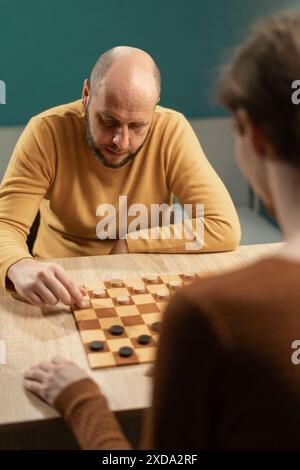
[81, 79, 90, 108]
[235, 108, 267, 157]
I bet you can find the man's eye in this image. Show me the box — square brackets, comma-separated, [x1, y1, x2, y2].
[130, 124, 143, 130]
[103, 121, 115, 128]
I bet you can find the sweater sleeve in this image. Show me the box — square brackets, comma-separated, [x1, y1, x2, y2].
[54, 378, 132, 450]
[126, 113, 241, 254]
[0, 117, 55, 288]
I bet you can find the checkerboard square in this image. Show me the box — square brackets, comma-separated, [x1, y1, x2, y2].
[112, 296, 134, 306]
[85, 341, 109, 354]
[88, 351, 115, 368]
[99, 317, 124, 329]
[146, 284, 168, 294]
[137, 303, 160, 314]
[80, 329, 106, 343]
[88, 289, 109, 299]
[131, 336, 156, 349]
[127, 286, 149, 295]
[142, 276, 163, 285]
[95, 307, 117, 318]
[106, 287, 130, 297]
[91, 298, 114, 309]
[115, 305, 139, 317]
[114, 351, 139, 366]
[104, 280, 125, 289]
[141, 312, 162, 325]
[74, 309, 97, 321]
[123, 277, 142, 287]
[104, 329, 128, 340]
[121, 315, 145, 326]
[125, 324, 151, 338]
[78, 319, 100, 330]
[136, 347, 157, 363]
[107, 337, 133, 352]
[131, 294, 155, 305]
[73, 300, 92, 311]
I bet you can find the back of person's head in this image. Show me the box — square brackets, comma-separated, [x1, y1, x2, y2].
[218, 10, 300, 168]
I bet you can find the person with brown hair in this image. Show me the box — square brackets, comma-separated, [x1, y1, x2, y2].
[24, 10, 300, 449]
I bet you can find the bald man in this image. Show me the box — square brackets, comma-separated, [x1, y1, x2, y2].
[0, 47, 240, 307]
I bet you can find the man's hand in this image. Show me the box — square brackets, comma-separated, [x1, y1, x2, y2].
[110, 239, 129, 254]
[24, 356, 90, 405]
[7, 258, 88, 308]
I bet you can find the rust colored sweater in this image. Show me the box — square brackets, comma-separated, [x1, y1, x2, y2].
[55, 257, 300, 449]
[0, 100, 240, 289]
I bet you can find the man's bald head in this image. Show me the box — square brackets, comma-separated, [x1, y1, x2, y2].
[83, 47, 161, 169]
[90, 46, 161, 101]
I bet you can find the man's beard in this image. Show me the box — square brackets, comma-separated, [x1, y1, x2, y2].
[84, 110, 145, 169]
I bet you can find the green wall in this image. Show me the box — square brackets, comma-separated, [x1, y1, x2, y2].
[0, 0, 299, 125]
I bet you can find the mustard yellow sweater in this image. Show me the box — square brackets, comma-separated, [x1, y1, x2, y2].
[0, 101, 240, 288]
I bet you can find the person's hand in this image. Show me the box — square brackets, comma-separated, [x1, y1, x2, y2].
[24, 356, 90, 405]
[7, 258, 88, 308]
[110, 239, 129, 254]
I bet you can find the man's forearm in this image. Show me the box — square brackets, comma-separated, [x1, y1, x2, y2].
[0, 225, 33, 289]
[125, 216, 241, 253]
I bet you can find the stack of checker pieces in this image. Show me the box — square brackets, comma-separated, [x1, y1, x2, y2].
[72, 272, 207, 369]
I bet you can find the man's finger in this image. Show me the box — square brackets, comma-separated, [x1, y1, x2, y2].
[79, 285, 87, 296]
[33, 283, 58, 305]
[53, 266, 86, 307]
[43, 274, 73, 306]
[26, 291, 45, 306]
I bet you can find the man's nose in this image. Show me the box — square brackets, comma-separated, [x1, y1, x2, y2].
[112, 127, 129, 149]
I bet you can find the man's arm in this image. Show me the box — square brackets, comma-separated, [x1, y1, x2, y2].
[0, 117, 86, 307]
[0, 117, 53, 288]
[125, 113, 241, 253]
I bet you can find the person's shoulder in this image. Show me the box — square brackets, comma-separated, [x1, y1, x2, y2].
[154, 105, 184, 118]
[174, 256, 296, 323]
[161, 258, 283, 351]
[153, 105, 187, 127]
[151, 105, 191, 145]
[29, 100, 83, 128]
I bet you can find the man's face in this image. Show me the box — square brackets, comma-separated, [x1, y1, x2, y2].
[84, 88, 156, 169]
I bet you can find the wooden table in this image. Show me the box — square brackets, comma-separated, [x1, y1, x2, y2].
[0, 243, 282, 449]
